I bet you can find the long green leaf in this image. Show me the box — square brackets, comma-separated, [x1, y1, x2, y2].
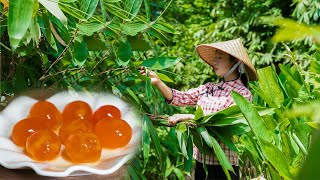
[259, 138, 293, 179]
[257, 66, 284, 108]
[8, 0, 34, 49]
[126, 0, 143, 19]
[279, 64, 301, 93]
[143, 115, 165, 175]
[142, 57, 181, 70]
[120, 22, 148, 36]
[38, 0, 67, 26]
[197, 126, 234, 174]
[39, 12, 58, 51]
[142, 116, 151, 167]
[231, 91, 274, 143]
[80, 0, 99, 19]
[144, 0, 151, 21]
[184, 134, 193, 172]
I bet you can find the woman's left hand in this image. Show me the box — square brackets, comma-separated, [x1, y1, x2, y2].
[168, 114, 194, 126]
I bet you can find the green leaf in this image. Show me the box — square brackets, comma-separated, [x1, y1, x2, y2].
[29, 17, 41, 46]
[125, 0, 143, 19]
[142, 117, 151, 167]
[117, 41, 132, 66]
[259, 138, 293, 179]
[267, 163, 283, 180]
[38, 0, 67, 26]
[153, 22, 175, 34]
[8, 0, 34, 50]
[173, 167, 184, 180]
[104, 3, 129, 20]
[120, 22, 148, 36]
[0, 81, 12, 94]
[80, 0, 99, 19]
[83, 35, 107, 51]
[184, 134, 193, 172]
[297, 133, 320, 180]
[142, 57, 181, 70]
[279, 64, 301, 93]
[231, 91, 274, 143]
[126, 87, 140, 105]
[13, 65, 28, 92]
[257, 66, 284, 108]
[39, 12, 57, 51]
[156, 72, 173, 83]
[128, 35, 151, 51]
[77, 22, 105, 36]
[73, 40, 88, 66]
[194, 105, 204, 121]
[105, 0, 121, 2]
[176, 128, 188, 159]
[145, 73, 151, 101]
[143, 115, 165, 175]
[197, 126, 234, 173]
[144, 0, 151, 21]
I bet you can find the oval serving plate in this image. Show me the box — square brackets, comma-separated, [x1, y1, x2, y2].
[0, 91, 141, 177]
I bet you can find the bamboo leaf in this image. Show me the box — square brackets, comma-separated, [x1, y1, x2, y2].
[126, 87, 140, 105]
[156, 72, 173, 83]
[144, 0, 151, 21]
[143, 115, 165, 175]
[125, 0, 143, 19]
[257, 66, 284, 108]
[39, 12, 58, 51]
[38, 0, 67, 26]
[279, 64, 301, 93]
[194, 105, 204, 121]
[120, 22, 148, 36]
[197, 126, 234, 174]
[142, 116, 150, 167]
[142, 57, 181, 70]
[259, 138, 293, 179]
[77, 22, 105, 36]
[184, 134, 193, 172]
[231, 91, 274, 143]
[8, 0, 34, 49]
[153, 22, 175, 34]
[173, 167, 184, 180]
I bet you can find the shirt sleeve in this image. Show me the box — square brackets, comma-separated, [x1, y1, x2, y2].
[225, 87, 253, 107]
[166, 83, 209, 107]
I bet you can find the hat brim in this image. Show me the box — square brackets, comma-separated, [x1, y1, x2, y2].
[196, 41, 258, 81]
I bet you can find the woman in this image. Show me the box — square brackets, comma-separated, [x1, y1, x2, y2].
[140, 38, 258, 179]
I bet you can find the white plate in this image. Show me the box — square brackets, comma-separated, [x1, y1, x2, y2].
[0, 91, 141, 177]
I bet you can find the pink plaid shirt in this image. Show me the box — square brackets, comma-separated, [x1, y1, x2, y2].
[168, 78, 252, 165]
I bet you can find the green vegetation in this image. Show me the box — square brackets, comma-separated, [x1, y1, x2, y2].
[1, 0, 320, 179]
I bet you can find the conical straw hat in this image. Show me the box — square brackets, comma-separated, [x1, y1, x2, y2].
[196, 38, 258, 81]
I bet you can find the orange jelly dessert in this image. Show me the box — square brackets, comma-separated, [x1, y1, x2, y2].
[94, 119, 132, 149]
[29, 100, 62, 131]
[64, 133, 102, 163]
[26, 130, 61, 161]
[11, 117, 47, 147]
[59, 119, 93, 144]
[92, 105, 121, 125]
[62, 101, 92, 125]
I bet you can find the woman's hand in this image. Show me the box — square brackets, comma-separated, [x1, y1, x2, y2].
[168, 114, 195, 126]
[139, 67, 161, 85]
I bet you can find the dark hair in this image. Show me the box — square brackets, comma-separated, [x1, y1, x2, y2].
[240, 73, 249, 88]
[229, 55, 248, 88]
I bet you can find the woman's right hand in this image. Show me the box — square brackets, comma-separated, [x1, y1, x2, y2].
[139, 67, 161, 85]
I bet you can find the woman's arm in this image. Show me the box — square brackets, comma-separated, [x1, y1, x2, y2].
[140, 68, 173, 101]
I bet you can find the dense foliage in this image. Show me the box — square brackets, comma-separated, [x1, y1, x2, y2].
[1, 0, 320, 179]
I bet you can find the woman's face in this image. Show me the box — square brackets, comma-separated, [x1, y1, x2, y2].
[208, 50, 235, 77]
